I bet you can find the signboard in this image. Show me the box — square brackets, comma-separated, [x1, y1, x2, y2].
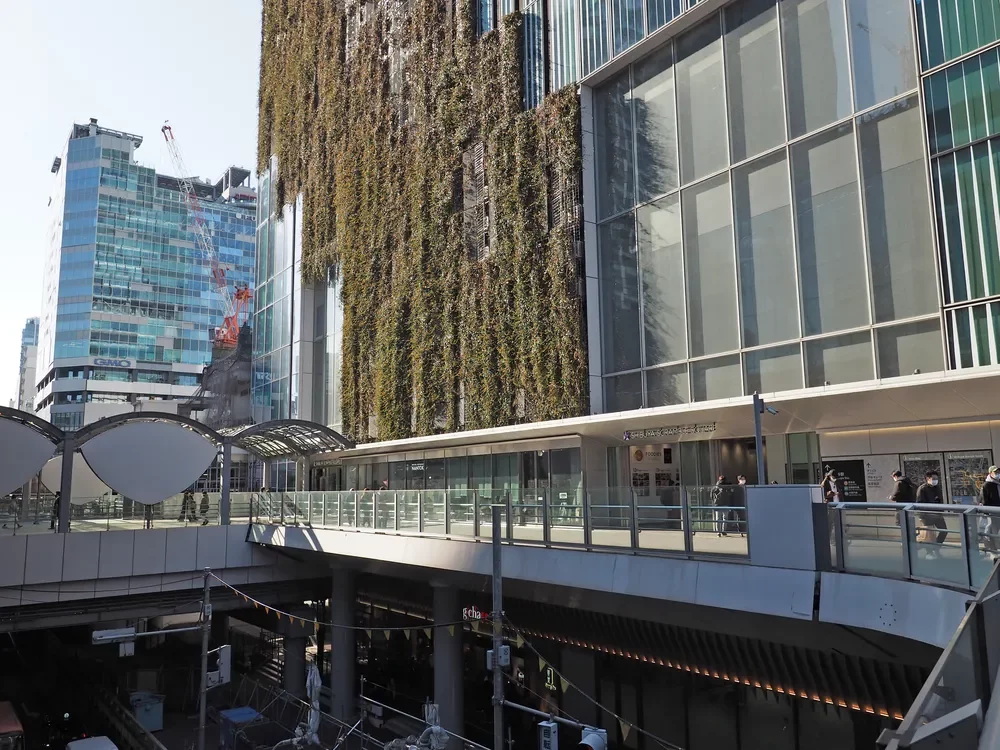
[543, 666, 557, 692]
[93, 358, 132, 368]
[463, 605, 488, 622]
[623, 423, 716, 441]
[538, 721, 559, 750]
[827, 455, 899, 501]
[823, 460, 867, 501]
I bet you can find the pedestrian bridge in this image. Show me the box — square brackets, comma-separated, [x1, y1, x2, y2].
[247, 486, 997, 649]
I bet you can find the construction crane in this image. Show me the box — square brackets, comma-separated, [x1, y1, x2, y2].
[161, 122, 252, 349]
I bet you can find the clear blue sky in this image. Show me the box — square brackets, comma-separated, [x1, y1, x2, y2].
[0, 0, 262, 405]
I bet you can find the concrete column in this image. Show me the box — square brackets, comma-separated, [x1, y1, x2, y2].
[432, 583, 464, 743]
[58, 438, 74, 533]
[220, 442, 232, 524]
[329, 567, 357, 721]
[284, 635, 308, 698]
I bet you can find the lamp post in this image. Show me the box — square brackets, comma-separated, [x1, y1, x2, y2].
[752, 393, 777, 485]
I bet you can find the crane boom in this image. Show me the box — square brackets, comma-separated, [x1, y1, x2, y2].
[161, 123, 249, 348]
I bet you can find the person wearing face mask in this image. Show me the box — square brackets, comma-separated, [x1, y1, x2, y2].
[732, 475, 747, 536]
[916, 470, 948, 556]
[980, 466, 1000, 552]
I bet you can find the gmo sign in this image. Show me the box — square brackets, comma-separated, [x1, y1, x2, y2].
[93, 358, 132, 368]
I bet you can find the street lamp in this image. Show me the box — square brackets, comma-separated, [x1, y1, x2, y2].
[752, 393, 778, 485]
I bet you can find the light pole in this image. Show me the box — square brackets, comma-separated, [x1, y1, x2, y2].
[752, 393, 778, 485]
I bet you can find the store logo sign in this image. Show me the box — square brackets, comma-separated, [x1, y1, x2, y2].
[93, 358, 131, 368]
[623, 423, 716, 441]
[463, 606, 488, 622]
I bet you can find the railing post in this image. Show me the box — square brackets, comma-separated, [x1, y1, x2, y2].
[832, 507, 845, 569]
[307, 493, 312, 526]
[418, 491, 424, 534]
[959, 509, 973, 590]
[582, 489, 592, 548]
[394, 491, 399, 531]
[629, 490, 640, 550]
[542, 489, 551, 546]
[322, 492, 327, 526]
[899, 507, 913, 579]
[681, 488, 693, 554]
[445, 491, 451, 536]
[474, 489, 481, 538]
[505, 491, 513, 541]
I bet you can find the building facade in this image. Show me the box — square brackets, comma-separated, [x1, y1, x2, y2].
[16, 317, 39, 412]
[35, 119, 257, 431]
[258, 0, 1000, 503]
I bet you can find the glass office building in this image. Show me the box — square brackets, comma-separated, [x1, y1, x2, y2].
[35, 119, 256, 431]
[16, 318, 39, 413]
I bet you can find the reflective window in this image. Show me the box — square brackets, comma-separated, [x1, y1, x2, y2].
[646, 364, 690, 405]
[582, 0, 611, 74]
[847, 0, 917, 110]
[916, 0, 1000, 70]
[792, 123, 869, 335]
[858, 96, 937, 323]
[691, 355, 742, 401]
[638, 195, 687, 365]
[634, 44, 679, 202]
[647, 0, 683, 32]
[924, 47, 1000, 155]
[682, 175, 738, 356]
[949, 302, 1000, 368]
[725, 0, 785, 162]
[877, 319, 944, 378]
[550, 0, 579, 90]
[781, 0, 852, 138]
[605, 371, 644, 410]
[745, 344, 803, 393]
[611, 0, 645, 55]
[524, 1, 546, 108]
[676, 17, 728, 183]
[600, 214, 641, 371]
[595, 73, 635, 219]
[805, 331, 874, 386]
[733, 151, 798, 346]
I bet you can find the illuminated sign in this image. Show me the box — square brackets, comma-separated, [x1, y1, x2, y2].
[623, 423, 717, 441]
[463, 606, 488, 622]
[93, 358, 132, 368]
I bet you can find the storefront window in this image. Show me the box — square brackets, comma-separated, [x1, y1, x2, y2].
[945, 450, 993, 505]
[446, 456, 469, 490]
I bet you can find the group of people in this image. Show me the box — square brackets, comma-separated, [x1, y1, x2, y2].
[821, 465, 1000, 557]
[177, 489, 212, 526]
[710, 475, 747, 537]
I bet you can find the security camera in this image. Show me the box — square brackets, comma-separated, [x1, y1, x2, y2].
[765, 406, 779, 416]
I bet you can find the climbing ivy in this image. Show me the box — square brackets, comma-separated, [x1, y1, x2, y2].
[258, 0, 588, 441]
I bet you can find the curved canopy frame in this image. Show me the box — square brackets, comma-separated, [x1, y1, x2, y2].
[0, 406, 65, 445]
[228, 419, 355, 459]
[73, 411, 223, 446]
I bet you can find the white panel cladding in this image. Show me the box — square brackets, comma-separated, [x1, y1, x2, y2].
[0, 421, 56, 497]
[80, 421, 218, 503]
[23, 533, 65, 585]
[97, 531, 135, 578]
[196, 526, 228, 570]
[61, 531, 100, 581]
[41, 454, 112, 503]
[131, 529, 168, 576]
[0, 537, 26, 588]
[164, 527, 199, 574]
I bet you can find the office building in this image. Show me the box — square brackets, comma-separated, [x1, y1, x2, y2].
[257, 0, 1000, 502]
[35, 119, 257, 431]
[16, 317, 39, 412]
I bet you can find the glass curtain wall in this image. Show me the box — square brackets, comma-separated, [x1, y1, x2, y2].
[594, 0, 941, 410]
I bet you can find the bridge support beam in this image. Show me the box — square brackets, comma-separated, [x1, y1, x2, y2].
[58, 438, 74, 533]
[432, 583, 464, 744]
[284, 635, 307, 698]
[220, 443, 232, 524]
[329, 567, 357, 721]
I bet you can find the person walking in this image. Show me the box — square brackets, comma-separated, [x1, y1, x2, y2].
[50, 491, 61, 530]
[711, 475, 732, 537]
[732, 475, 747, 536]
[143, 501, 154, 529]
[981, 466, 1000, 552]
[200, 491, 211, 525]
[821, 469, 844, 503]
[915, 470, 948, 557]
[178, 489, 196, 523]
[889, 470, 916, 503]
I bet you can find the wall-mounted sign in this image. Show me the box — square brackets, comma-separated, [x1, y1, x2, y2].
[543, 666, 557, 692]
[823, 459, 867, 501]
[93, 358, 132, 368]
[463, 605, 488, 622]
[624, 423, 716, 441]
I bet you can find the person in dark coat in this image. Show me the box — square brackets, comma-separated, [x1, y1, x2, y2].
[711, 475, 732, 536]
[200, 491, 211, 525]
[889, 470, 916, 503]
[981, 466, 1000, 552]
[821, 469, 844, 503]
[915, 470, 948, 554]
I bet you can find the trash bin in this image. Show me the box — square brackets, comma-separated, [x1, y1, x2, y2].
[218, 707, 260, 750]
[129, 691, 165, 733]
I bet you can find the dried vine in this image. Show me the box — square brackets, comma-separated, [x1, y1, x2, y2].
[258, 0, 588, 440]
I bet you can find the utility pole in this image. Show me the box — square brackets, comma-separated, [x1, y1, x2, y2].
[752, 392, 766, 484]
[491, 504, 503, 750]
[198, 569, 211, 750]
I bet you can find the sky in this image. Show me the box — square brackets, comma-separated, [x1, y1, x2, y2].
[0, 0, 263, 405]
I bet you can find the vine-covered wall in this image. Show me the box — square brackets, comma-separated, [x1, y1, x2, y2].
[258, 0, 588, 441]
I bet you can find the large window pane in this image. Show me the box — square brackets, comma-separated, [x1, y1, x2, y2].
[805, 331, 874, 386]
[682, 175, 738, 356]
[647, 364, 690, 405]
[792, 123, 869, 335]
[733, 152, 799, 346]
[877, 319, 944, 378]
[847, 0, 917, 110]
[916, 0, 1000, 70]
[605, 372, 644, 411]
[611, 0, 645, 55]
[600, 214, 642, 371]
[676, 18, 728, 183]
[550, 0, 580, 90]
[648, 0, 683, 32]
[781, 0, 852, 138]
[523, 0, 545, 109]
[858, 96, 937, 323]
[634, 44, 679, 201]
[925, 48, 1000, 156]
[745, 344, 803, 393]
[725, 0, 785, 162]
[595, 72, 636, 219]
[692, 355, 742, 401]
[638, 195, 686, 365]
[583, 0, 611, 75]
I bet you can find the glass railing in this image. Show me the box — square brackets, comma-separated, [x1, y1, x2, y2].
[255, 486, 750, 559]
[879, 560, 1000, 748]
[830, 502, 1000, 590]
